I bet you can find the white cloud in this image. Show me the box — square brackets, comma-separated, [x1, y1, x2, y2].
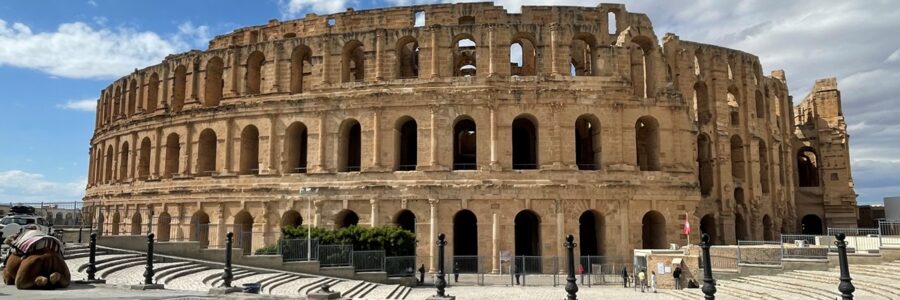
[87, 0, 98, 7]
[0, 19, 211, 80]
[57, 98, 97, 112]
[0, 170, 85, 203]
[279, 0, 353, 17]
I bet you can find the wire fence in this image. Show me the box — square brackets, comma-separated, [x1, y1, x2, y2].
[353, 250, 385, 272]
[880, 220, 900, 246]
[3, 202, 86, 228]
[318, 244, 353, 267]
[578, 256, 631, 286]
[781, 234, 828, 259]
[699, 246, 739, 271]
[827, 227, 881, 254]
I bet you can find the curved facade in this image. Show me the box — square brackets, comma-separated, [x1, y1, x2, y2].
[83, 2, 856, 270]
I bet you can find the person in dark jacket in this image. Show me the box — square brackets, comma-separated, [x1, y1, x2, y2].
[418, 264, 426, 285]
[673, 267, 683, 290]
[621, 266, 629, 287]
[453, 262, 460, 283]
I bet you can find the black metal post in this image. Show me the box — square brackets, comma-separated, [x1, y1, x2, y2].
[78, 209, 84, 244]
[564, 234, 578, 300]
[222, 232, 234, 288]
[835, 233, 855, 300]
[143, 233, 155, 285]
[435, 233, 448, 297]
[700, 233, 716, 300]
[87, 233, 98, 280]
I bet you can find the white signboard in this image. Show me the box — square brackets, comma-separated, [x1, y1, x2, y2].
[657, 262, 666, 275]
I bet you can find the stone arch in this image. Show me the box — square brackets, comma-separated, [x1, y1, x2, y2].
[700, 214, 717, 244]
[197, 128, 217, 177]
[697, 133, 714, 196]
[172, 65, 187, 112]
[396, 36, 420, 79]
[727, 85, 740, 126]
[636, 116, 660, 171]
[730, 135, 745, 180]
[755, 90, 765, 119]
[734, 187, 745, 207]
[190, 210, 210, 247]
[395, 209, 416, 233]
[734, 213, 749, 241]
[55, 212, 64, 226]
[65, 213, 73, 226]
[342, 40, 366, 82]
[693, 48, 703, 76]
[453, 116, 477, 170]
[157, 211, 171, 242]
[138, 137, 152, 180]
[281, 210, 302, 228]
[452, 34, 477, 77]
[395, 116, 418, 171]
[693, 81, 711, 124]
[579, 210, 604, 256]
[762, 215, 773, 241]
[514, 209, 541, 256]
[290, 45, 312, 93]
[147, 72, 159, 112]
[575, 114, 602, 170]
[164, 133, 181, 178]
[797, 147, 820, 187]
[334, 209, 359, 228]
[119, 141, 130, 180]
[245, 51, 265, 94]
[233, 210, 254, 255]
[641, 210, 666, 249]
[453, 209, 478, 256]
[97, 212, 105, 236]
[512, 115, 539, 170]
[204, 57, 224, 106]
[759, 140, 770, 194]
[111, 211, 120, 235]
[571, 33, 597, 76]
[607, 11, 617, 34]
[239, 125, 260, 175]
[285, 122, 308, 173]
[130, 211, 142, 235]
[801, 214, 823, 235]
[630, 35, 656, 98]
[510, 33, 537, 76]
[127, 79, 137, 116]
[104, 145, 114, 182]
[339, 119, 362, 172]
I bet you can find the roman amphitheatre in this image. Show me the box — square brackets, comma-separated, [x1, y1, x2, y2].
[82, 1, 857, 274]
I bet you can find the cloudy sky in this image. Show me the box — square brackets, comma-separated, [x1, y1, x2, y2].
[0, 0, 897, 205]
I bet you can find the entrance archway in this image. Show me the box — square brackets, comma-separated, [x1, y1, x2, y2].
[641, 211, 666, 249]
[395, 210, 416, 233]
[735, 213, 749, 241]
[763, 215, 773, 241]
[234, 211, 254, 255]
[801, 214, 823, 235]
[514, 210, 541, 256]
[131, 212, 142, 235]
[335, 210, 359, 228]
[190, 211, 210, 247]
[281, 210, 302, 228]
[453, 210, 478, 256]
[578, 210, 604, 256]
[700, 214, 717, 244]
[157, 212, 171, 242]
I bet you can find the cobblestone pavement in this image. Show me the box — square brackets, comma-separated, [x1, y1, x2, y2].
[405, 285, 679, 300]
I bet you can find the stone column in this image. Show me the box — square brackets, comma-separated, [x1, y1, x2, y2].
[315, 112, 326, 172]
[550, 23, 560, 76]
[429, 198, 439, 272]
[375, 30, 384, 81]
[313, 200, 322, 227]
[174, 203, 184, 241]
[272, 43, 282, 92]
[488, 25, 495, 76]
[492, 212, 499, 274]
[321, 36, 331, 84]
[373, 110, 381, 168]
[430, 25, 441, 79]
[370, 199, 378, 227]
[216, 203, 226, 248]
[556, 201, 565, 274]
[430, 106, 438, 167]
[489, 104, 499, 168]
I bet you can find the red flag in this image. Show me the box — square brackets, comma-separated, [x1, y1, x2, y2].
[683, 212, 692, 235]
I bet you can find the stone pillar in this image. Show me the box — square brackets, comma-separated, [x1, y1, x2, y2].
[216, 203, 226, 248]
[370, 199, 378, 227]
[313, 200, 322, 227]
[430, 25, 440, 79]
[430, 106, 438, 167]
[488, 25, 495, 76]
[373, 110, 381, 168]
[321, 36, 331, 85]
[550, 23, 560, 76]
[375, 30, 384, 81]
[492, 212, 499, 274]
[489, 104, 499, 168]
[315, 112, 326, 172]
[272, 43, 282, 92]
[429, 198, 438, 272]
[556, 202, 565, 274]
[174, 203, 184, 241]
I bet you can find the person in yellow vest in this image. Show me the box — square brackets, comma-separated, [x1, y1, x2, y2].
[638, 269, 646, 292]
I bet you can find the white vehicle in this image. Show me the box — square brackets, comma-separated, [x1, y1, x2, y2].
[1, 211, 53, 266]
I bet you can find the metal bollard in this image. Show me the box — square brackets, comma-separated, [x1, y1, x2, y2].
[834, 233, 855, 300]
[700, 233, 716, 300]
[144, 233, 155, 285]
[222, 232, 234, 288]
[435, 233, 449, 297]
[564, 234, 578, 300]
[87, 233, 98, 281]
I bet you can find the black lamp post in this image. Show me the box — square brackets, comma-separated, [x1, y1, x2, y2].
[700, 233, 716, 300]
[834, 233, 855, 300]
[564, 234, 578, 300]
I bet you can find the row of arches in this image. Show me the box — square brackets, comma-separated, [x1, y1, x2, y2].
[692, 81, 773, 127]
[698, 213, 779, 244]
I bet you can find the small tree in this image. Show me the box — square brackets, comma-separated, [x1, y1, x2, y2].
[282, 225, 416, 256]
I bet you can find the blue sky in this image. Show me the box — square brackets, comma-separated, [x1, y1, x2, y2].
[1, 0, 898, 205]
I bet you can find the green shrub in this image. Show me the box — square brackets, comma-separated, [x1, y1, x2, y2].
[255, 244, 279, 255]
[281, 225, 416, 256]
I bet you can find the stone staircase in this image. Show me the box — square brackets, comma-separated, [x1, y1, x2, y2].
[64, 244, 410, 299]
[662, 260, 900, 299]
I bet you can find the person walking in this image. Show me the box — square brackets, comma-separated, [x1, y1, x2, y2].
[578, 264, 585, 284]
[638, 269, 646, 293]
[673, 267, 682, 290]
[453, 262, 460, 283]
[418, 264, 426, 285]
[621, 266, 629, 288]
[650, 271, 657, 293]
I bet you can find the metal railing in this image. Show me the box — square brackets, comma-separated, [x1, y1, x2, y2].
[880, 220, 900, 246]
[512, 256, 559, 286]
[827, 227, 881, 254]
[699, 247, 739, 271]
[385, 256, 417, 277]
[781, 234, 828, 259]
[353, 250, 386, 272]
[318, 244, 353, 267]
[279, 239, 319, 261]
[578, 256, 631, 286]
[737, 240, 783, 266]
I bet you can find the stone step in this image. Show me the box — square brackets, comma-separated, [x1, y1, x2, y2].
[208, 269, 256, 287]
[344, 281, 377, 299]
[266, 273, 306, 295]
[160, 265, 211, 285]
[98, 258, 150, 279]
[165, 268, 221, 291]
[717, 281, 786, 300]
[66, 250, 108, 260]
[659, 289, 700, 300]
[93, 256, 146, 277]
[782, 271, 900, 298]
[77, 254, 139, 272]
[300, 278, 342, 296]
[742, 275, 839, 299]
[155, 263, 203, 283]
[257, 273, 293, 294]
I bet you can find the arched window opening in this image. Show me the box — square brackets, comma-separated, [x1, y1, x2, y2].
[281, 210, 302, 228]
[458, 16, 475, 25]
[693, 49, 702, 76]
[727, 63, 734, 80]
[190, 211, 210, 247]
[454, 37, 477, 77]
[111, 212, 121, 235]
[514, 210, 541, 257]
[114, 87, 122, 117]
[631, 37, 655, 98]
[755, 90, 765, 119]
[697, 134, 713, 196]
[395, 210, 416, 233]
[104, 145, 114, 183]
[728, 86, 740, 127]
[778, 144, 786, 186]
[510, 36, 536, 76]
[55, 212, 63, 226]
[762, 215, 773, 241]
[138, 138, 151, 180]
[700, 214, 717, 245]
[413, 11, 426, 27]
[164, 133, 180, 178]
[453, 117, 477, 170]
[97, 213, 105, 236]
[801, 214, 823, 235]
[290, 45, 313, 93]
[641, 211, 667, 249]
[335, 210, 359, 228]
[693, 82, 711, 124]
[157, 212, 171, 242]
[119, 142, 130, 180]
[233, 211, 254, 255]
[130, 212, 142, 235]
[730, 135, 745, 180]
[340, 119, 362, 172]
[246, 51, 265, 94]
[579, 210, 604, 256]
[173, 65, 187, 112]
[197, 129, 217, 177]
[283, 33, 297, 38]
[734, 187, 745, 207]
[342, 40, 366, 82]
[397, 37, 420, 79]
[735, 213, 749, 241]
[127, 79, 137, 116]
[147, 73, 159, 112]
[239, 125, 260, 175]
[395, 117, 418, 171]
[285, 122, 308, 173]
[607, 12, 617, 35]
[635, 116, 660, 171]
[759, 141, 770, 194]
[204, 57, 224, 106]
[454, 210, 478, 259]
[512, 116, 538, 170]
[797, 148, 820, 187]
[575, 115, 601, 170]
[571, 34, 596, 76]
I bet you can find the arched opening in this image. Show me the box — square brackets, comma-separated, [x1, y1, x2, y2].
[138, 137, 151, 180]
[607, 11, 617, 34]
[245, 51, 265, 94]
[157, 212, 171, 242]
[190, 211, 210, 247]
[204, 57, 224, 107]
[342, 40, 366, 82]
[755, 90, 765, 119]
[104, 145, 114, 183]
[759, 141, 770, 194]
[510, 35, 536, 76]
[697, 134, 714, 196]
[458, 16, 475, 25]
[575, 114, 601, 170]
[65, 213, 73, 226]
[172, 65, 187, 112]
[631, 36, 655, 98]
[693, 49, 702, 76]
[801, 214, 823, 235]
[130, 212, 142, 235]
[397, 37, 420, 79]
[119, 142, 130, 180]
[285, 122, 308, 173]
[797, 147, 820, 187]
[700, 214, 717, 244]
[127, 79, 137, 116]
[55, 212, 63, 226]
[512, 116, 538, 170]
[641, 211, 667, 249]
[734, 213, 749, 241]
[394, 117, 418, 171]
[762, 215, 773, 241]
[147, 73, 159, 112]
[453, 117, 477, 170]
[339, 119, 362, 172]
[579, 210, 604, 256]
[727, 86, 740, 126]
[111, 212, 120, 235]
[281, 210, 302, 228]
[239, 125, 260, 175]
[571, 33, 597, 76]
[636, 116, 660, 171]
[693, 81, 711, 124]
[453, 210, 478, 256]
[514, 210, 541, 257]
[197, 129, 217, 177]
[233, 211, 254, 255]
[335, 210, 359, 228]
[734, 187, 745, 207]
[290, 45, 312, 93]
[164, 133, 180, 178]
[395, 210, 416, 233]
[730, 135, 745, 180]
[453, 35, 477, 77]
